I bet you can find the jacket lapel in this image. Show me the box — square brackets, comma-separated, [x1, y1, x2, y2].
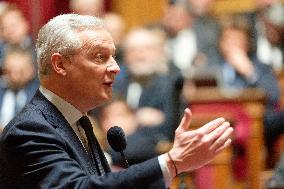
[31, 90, 98, 175]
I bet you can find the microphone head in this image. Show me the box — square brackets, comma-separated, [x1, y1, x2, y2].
[174, 76, 184, 91]
[107, 126, 127, 152]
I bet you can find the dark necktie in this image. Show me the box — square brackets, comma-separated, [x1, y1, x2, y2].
[78, 116, 110, 175]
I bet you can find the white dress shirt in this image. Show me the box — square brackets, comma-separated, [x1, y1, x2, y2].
[0, 89, 27, 128]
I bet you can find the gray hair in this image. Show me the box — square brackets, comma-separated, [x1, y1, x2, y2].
[263, 1, 284, 28]
[36, 14, 105, 77]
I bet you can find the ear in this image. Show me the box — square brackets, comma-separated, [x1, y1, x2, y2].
[50, 53, 67, 76]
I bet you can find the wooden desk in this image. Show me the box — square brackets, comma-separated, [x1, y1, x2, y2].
[171, 87, 266, 189]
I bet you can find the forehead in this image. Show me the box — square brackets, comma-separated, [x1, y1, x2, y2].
[126, 30, 159, 48]
[2, 11, 23, 24]
[78, 29, 115, 52]
[224, 27, 247, 37]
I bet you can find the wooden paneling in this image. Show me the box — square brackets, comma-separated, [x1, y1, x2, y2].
[211, 0, 256, 16]
[111, 0, 260, 29]
[112, 0, 167, 29]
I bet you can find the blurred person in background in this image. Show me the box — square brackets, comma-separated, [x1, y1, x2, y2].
[256, 0, 278, 10]
[218, 15, 279, 105]
[69, 0, 105, 17]
[99, 100, 138, 138]
[0, 4, 34, 66]
[103, 12, 126, 66]
[218, 15, 284, 176]
[98, 100, 165, 167]
[256, 1, 284, 72]
[0, 2, 8, 42]
[0, 46, 39, 130]
[0, 2, 8, 78]
[162, 0, 221, 79]
[113, 27, 182, 142]
[186, 0, 221, 68]
[162, 0, 196, 76]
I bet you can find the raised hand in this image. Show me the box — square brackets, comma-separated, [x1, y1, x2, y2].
[165, 108, 233, 175]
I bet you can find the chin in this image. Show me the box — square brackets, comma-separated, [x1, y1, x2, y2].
[89, 94, 112, 108]
[102, 93, 113, 102]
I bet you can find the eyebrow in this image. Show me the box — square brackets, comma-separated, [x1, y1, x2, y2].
[84, 45, 116, 55]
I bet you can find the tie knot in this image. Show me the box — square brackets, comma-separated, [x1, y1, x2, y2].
[78, 116, 93, 131]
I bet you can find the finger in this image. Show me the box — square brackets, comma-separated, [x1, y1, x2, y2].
[189, 131, 204, 145]
[206, 122, 231, 142]
[214, 138, 232, 154]
[210, 126, 234, 151]
[176, 108, 192, 133]
[197, 117, 226, 135]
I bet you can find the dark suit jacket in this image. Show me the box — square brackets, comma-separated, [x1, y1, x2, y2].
[193, 16, 221, 66]
[0, 91, 165, 189]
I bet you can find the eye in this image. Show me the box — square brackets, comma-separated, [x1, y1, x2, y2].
[92, 52, 107, 64]
[94, 53, 106, 63]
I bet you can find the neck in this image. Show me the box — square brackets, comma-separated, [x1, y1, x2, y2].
[41, 80, 89, 113]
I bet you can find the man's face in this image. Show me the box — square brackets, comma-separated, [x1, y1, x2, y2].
[70, 0, 103, 16]
[124, 30, 164, 76]
[65, 29, 120, 111]
[4, 53, 34, 90]
[1, 11, 28, 45]
[188, 0, 214, 16]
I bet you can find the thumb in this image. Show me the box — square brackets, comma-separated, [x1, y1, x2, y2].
[176, 108, 192, 133]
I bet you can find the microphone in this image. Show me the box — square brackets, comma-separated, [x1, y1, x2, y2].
[107, 126, 129, 168]
[174, 75, 184, 92]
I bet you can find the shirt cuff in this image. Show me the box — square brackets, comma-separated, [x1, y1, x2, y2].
[158, 154, 173, 188]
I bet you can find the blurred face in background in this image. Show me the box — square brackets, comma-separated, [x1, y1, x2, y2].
[261, 1, 284, 45]
[256, 0, 277, 10]
[103, 13, 126, 47]
[4, 52, 34, 90]
[123, 29, 167, 76]
[1, 10, 29, 45]
[187, 0, 214, 16]
[69, 0, 104, 16]
[263, 18, 283, 45]
[100, 100, 138, 136]
[162, 4, 192, 37]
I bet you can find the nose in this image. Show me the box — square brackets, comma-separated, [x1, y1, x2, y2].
[107, 58, 120, 74]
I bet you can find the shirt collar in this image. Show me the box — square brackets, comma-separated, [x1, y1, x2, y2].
[39, 86, 83, 126]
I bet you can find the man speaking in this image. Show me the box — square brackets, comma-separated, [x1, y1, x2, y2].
[0, 14, 233, 189]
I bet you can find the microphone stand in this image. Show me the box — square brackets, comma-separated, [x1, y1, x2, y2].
[120, 151, 129, 168]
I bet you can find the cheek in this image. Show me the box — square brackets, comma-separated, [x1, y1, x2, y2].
[82, 71, 103, 90]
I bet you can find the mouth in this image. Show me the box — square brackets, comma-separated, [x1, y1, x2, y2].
[103, 81, 113, 87]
